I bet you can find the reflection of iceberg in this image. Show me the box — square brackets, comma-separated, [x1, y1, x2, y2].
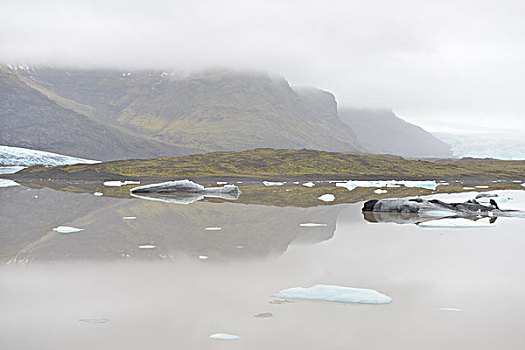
[274, 285, 392, 304]
[337, 180, 439, 191]
[130, 180, 241, 205]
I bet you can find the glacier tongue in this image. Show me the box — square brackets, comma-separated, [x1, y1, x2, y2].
[0, 145, 100, 166]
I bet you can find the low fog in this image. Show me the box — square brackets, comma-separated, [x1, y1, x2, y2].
[1, 0, 524, 130]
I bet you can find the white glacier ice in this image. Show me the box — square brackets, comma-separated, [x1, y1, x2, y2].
[205, 227, 222, 231]
[0, 166, 26, 174]
[374, 189, 388, 194]
[0, 145, 100, 166]
[0, 179, 19, 188]
[93, 192, 103, 196]
[302, 182, 315, 187]
[318, 194, 335, 202]
[198, 255, 209, 260]
[337, 180, 439, 191]
[52, 226, 84, 233]
[274, 284, 392, 304]
[263, 181, 284, 186]
[123, 216, 136, 220]
[210, 333, 241, 340]
[299, 223, 328, 227]
[104, 180, 140, 187]
[138, 244, 156, 249]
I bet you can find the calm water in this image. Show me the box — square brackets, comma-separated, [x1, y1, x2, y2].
[1, 183, 525, 349]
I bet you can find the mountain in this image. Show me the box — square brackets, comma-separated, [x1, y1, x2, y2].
[338, 108, 452, 158]
[0, 145, 100, 166]
[0, 66, 190, 160]
[5, 66, 364, 154]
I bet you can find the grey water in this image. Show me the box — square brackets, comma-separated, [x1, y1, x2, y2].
[1, 184, 525, 349]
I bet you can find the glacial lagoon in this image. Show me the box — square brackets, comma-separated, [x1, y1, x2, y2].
[1, 179, 525, 349]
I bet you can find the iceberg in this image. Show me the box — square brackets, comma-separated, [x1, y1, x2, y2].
[198, 255, 209, 260]
[263, 181, 284, 186]
[274, 284, 392, 304]
[0, 179, 19, 188]
[210, 333, 241, 341]
[337, 180, 439, 191]
[93, 192, 103, 196]
[374, 189, 388, 194]
[318, 194, 335, 202]
[138, 244, 156, 249]
[0, 145, 99, 166]
[123, 216, 136, 220]
[204, 227, 222, 231]
[52, 226, 84, 233]
[302, 182, 315, 187]
[103, 180, 140, 187]
[130, 180, 241, 205]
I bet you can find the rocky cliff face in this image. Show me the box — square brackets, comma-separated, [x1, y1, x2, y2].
[339, 108, 452, 158]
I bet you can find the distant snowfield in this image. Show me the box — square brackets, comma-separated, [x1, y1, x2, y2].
[0, 145, 100, 166]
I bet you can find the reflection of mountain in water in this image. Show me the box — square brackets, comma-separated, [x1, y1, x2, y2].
[2, 185, 344, 263]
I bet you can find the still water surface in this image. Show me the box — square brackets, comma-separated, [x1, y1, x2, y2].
[1, 184, 525, 349]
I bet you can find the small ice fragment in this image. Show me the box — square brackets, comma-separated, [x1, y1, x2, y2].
[263, 181, 284, 186]
[522, 183, 525, 188]
[302, 182, 315, 187]
[512, 180, 521, 183]
[34, 195, 38, 198]
[475, 185, 489, 189]
[438, 308, 463, 312]
[463, 187, 476, 190]
[199, 255, 208, 260]
[123, 216, 136, 220]
[93, 192, 103, 196]
[418, 218, 492, 228]
[210, 333, 241, 341]
[138, 244, 156, 249]
[52, 226, 84, 233]
[293, 182, 300, 184]
[78, 318, 109, 323]
[205, 227, 222, 231]
[254, 312, 273, 318]
[274, 284, 392, 304]
[236, 245, 244, 249]
[103, 180, 140, 187]
[374, 189, 388, 194]
[216, 181, 227, 185]
[299, 223, 328, 227]
[318, 194, 335, 202]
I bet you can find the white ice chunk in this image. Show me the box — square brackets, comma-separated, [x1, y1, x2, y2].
[52, 226, 84, 233]
[123, 216, 136, 220]
[199, 255, 209, 260]
[216, 181, 227, 185]
[513, 180, 522, 183]
[374, 189, 388, 194]
[438, 308, 464, 312]
[337, 180, 439, 191]
[0, 179, 19, 188]
[475, 185, 489, 189]
[299, 223, 328, 227]
[318, 194, 335, 202]
[293, 182, 300, 184]
[205, 227, 222, 231]
[104, 180, 140, 187]
[93, 192, 103, 196]
[275, 284, 392, 304]
[418, 218, 492, 228]
[302, 182, 315, 187]
[263, 181, 284, 186]
[522, 183, 525, 188]
[138, 244, 156, 249]
[210, 333, 241, 340]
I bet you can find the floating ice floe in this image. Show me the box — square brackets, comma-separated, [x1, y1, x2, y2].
[263, 181, 284, 186]
[123, 216, 136, 220]
[337, 180, 439, 191]
[0, 179, 19, 188]
[293, 182, 300, 184]
[463, 187, 476, 190]
[138, 244, 156, 249]
[216, 181, 227, 185]
[418, 218, 492, 228]
[198, 255, 209, 260]
[302, 182, 315, 187]
[374, 189, 388, 194]
[299, 223, 328, 227]
[438, 308, 464, 312]
[103, 180, 140, 187]
[210, 333, 241, 341]
[318, 194, 335, 202]
[130, 180, 241, 205]
[52, 226, 84, 233]
[274, 284, 392, 304]
[522, 183, 525, 188]
[205, 227, 222, 231]
[475, 185, 489, 189]
[93, 192, 103, 196]
[0, 145, 100, 166]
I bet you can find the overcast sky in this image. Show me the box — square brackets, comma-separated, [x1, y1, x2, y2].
[1, 0, 524, 131]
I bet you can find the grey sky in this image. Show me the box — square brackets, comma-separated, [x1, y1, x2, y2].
[1, 0, 524, 130]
